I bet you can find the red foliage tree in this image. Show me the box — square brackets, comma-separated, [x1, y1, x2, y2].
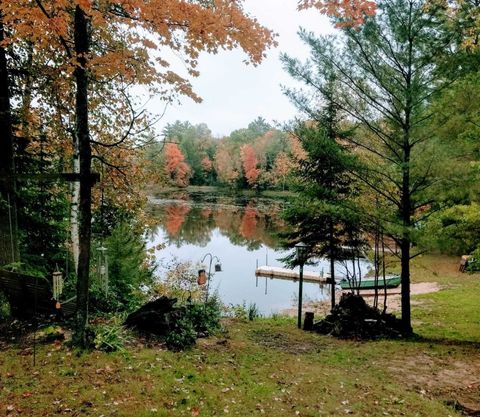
[164, 143, 191, 187]
[240, 144, 261, 186]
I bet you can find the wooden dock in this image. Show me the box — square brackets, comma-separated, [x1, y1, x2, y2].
[255, 266, 330, 284]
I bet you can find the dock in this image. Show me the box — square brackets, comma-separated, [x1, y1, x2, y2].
[255, 266, 330, 284]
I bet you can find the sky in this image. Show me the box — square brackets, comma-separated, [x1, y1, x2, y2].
[148, 1, 335, 138]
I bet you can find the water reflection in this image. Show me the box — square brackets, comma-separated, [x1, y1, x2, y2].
[149, 191, 333, 314]
[148, 193, 287, 250]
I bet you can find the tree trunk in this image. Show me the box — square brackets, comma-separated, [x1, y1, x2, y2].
[71, 142, 80, 273]
[329, 221, 335, 310]
[0, 18, 19, 267]
[400, 140, 412, 335]
[73, 5, 92, 348]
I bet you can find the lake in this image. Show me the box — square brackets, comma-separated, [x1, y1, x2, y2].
[147, 189, 366, 315]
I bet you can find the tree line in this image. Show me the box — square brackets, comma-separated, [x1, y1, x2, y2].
[145, 117, 302, 190]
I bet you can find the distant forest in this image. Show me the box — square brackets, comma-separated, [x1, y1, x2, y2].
[145, 117, 302, 190]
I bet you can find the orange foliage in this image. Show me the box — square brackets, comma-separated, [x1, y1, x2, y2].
[1, 0, 276, 102]
[289, 134, 308, 162]
[240, 144, 261, 186]
[201, 156, 213, 172]
[271, 151, 293, 188]
[215, 145, 240, 185]
[299, 0, 377, 26]
[0, 0, 276, 216]
[164, 143, 191, 187]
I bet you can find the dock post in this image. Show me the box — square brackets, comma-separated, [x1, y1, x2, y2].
[303, 312, 314, 331]
[298, 262, 304, 329]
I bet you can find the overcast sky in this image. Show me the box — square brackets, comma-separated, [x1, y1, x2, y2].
[149, 1, 334, 137]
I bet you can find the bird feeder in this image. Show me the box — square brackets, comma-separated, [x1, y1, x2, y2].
[214, 262, 222, 272]
[97, 246, 109, 295]
[197, 269, 207, 285]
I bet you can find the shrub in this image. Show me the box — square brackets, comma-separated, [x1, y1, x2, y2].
[154, 258, 206, 303]
[0, 291, 10, 322]
[165, 298, 222, 351]
[91, 316, 130, 353]
[186, 297, 222, 334]
[165, 314, 197, 351]
[225, 301, 260, 321]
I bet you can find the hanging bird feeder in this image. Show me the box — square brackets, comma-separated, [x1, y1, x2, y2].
[197, 269, 207, 285]
[214, 262, 222, 272]
[97, 246, 109, 296]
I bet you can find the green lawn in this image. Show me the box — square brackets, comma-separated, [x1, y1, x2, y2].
[1, 255, 479, 417]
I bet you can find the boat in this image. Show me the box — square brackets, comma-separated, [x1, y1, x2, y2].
[340, 275, 401, 290]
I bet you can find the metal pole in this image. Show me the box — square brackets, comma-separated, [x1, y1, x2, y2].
[298, 262, 304, 329]
[205, 256, 212, 304]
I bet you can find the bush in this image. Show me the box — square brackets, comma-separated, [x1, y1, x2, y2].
[187, 297, 222, 334]
[91, 316, 130, 353]
[154, 258, 206, 303]
[165, 298, 222, 351]
[225, 301, 260, 321]
[165, 314, 197, 351]
[0, 291, 10, 322]
[466, 247, 480, 271]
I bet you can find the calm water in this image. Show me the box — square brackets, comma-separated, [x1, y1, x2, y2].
[147, 190, 366, 315]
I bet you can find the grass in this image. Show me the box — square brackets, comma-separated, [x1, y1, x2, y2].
[1, 254, 479, 416]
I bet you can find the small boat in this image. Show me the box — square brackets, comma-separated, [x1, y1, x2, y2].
[340, 275, 401, 290]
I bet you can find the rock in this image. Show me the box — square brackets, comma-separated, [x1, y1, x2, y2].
[124, 296, 178, 335]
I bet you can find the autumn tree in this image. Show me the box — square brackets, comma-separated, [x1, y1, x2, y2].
[2, 0, 275, 346]
[164, 143, 191, 187]
[240, 144, 261, 186]
[215, 144, 241, 186]
[271, 152, 293, 190]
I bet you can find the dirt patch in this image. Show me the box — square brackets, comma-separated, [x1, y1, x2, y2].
[282, 282, 443, 317]
[383, 282, 442, 312]
[388, 353, 480, 415]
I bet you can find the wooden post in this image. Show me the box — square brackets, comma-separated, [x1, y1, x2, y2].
[303, 312, 314, 331]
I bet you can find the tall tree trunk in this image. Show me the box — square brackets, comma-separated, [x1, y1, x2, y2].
[400, 2, 413, 336]
[71, 141, 80, 273]
[0, 17, 19, 267]
[329, 221, 335, 310]
[400, 153, 412, 335]
[73, 5, 92, 347]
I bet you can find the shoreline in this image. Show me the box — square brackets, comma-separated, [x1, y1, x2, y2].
[281, 281, 442, 317]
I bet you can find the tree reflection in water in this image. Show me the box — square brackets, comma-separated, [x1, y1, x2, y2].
[149, 194, 287, 250]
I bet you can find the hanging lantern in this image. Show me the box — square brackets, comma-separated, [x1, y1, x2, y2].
[214, 262, 222, 272]
[197, 269, 207, 285]
[52, 267, 63, 301]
